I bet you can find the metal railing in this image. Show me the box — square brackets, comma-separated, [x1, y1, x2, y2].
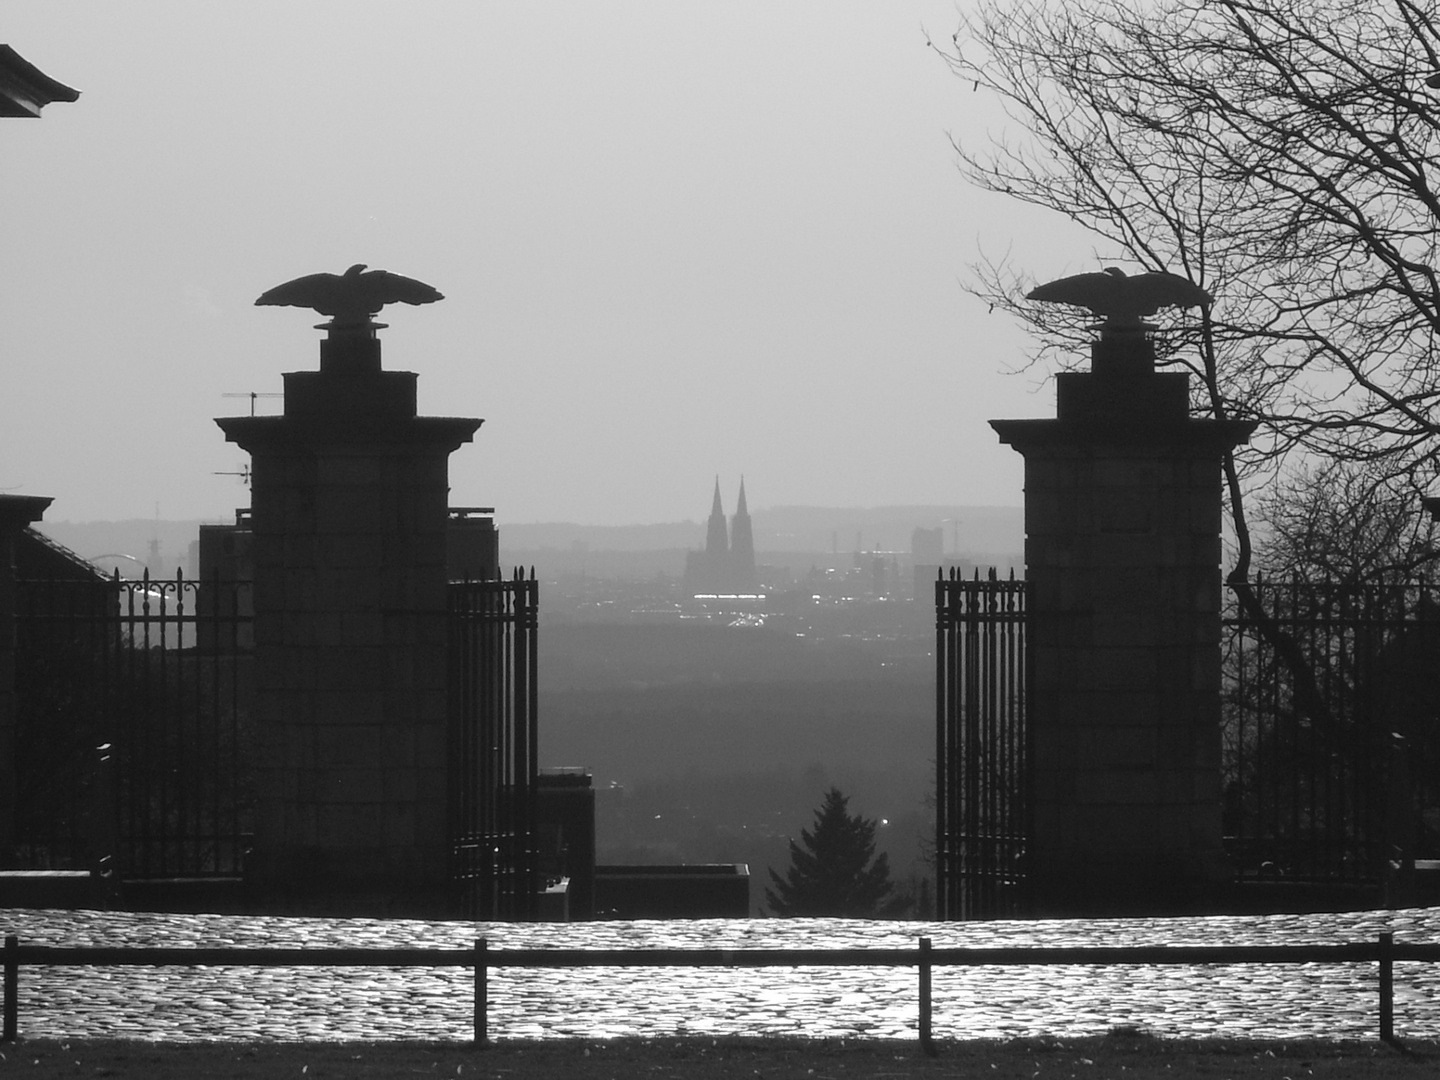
[935, 569, 1030, 920]
[11, 571, 253, 877]
[5, 932, 1435, 1048]
[447, 571, 540, 919]
[933, 569, 1440, 912]
[1222, 577, 1440, 884]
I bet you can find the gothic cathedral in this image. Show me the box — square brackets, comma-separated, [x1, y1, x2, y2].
[684, 477, 758, 593]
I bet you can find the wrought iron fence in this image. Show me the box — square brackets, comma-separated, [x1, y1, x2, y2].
[931, 568, 1440, 916]
[10, 571, 253, 878]
[1222, 576, 1440, 885]
[448, 571, 539, 920]
[934, 569, 1029, 920]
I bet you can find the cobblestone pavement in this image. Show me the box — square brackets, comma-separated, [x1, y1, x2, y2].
[2, 906, 1437, 1042]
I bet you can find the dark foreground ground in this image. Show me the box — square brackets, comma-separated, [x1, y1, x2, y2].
[0, 1035, 1435, 1079]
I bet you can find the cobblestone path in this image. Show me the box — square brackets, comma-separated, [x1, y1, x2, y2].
[2, 906, 1437, 1042]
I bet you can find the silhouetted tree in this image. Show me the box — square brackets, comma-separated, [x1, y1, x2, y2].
[937, 0, 1440, 749]
[1256, 460, 1440, 586]
[937, 0, 1440, 578]
[766, 787, 906, 918]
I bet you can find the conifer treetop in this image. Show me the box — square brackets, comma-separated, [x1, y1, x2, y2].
[765, 787, 906, 918]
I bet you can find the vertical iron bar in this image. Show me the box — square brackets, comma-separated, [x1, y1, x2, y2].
[988, 576, 1000, 916]
[505, 578, 514, 915]
[447, 582, 461, 902]
[946, 572, 960, 918]
[963, 575, 980, 918]
[1324, 580, 1337, 881]
[1229, 580, 1245, 873]
[944, 570, 956, 915]
[207, 567, 219, 870]
[934, 572, 948, 919]
[184, 572, 199, 873]
[474, 937, 488, 1045]
[488, 579, 500, 917]
[123, 577, 138, 878]
[1006, 573, 1017, 913]
[918, 936, 933, 1053]
[512, 573, 529, 918]
[1276, 575, 1287, 875]
[1290, 578, 1303, 878]
[1021, 574, 1034, 915]
[980, 572, 990, 909]
[173, 572, 186, 869]
[3, 934, 16, 1042]
[1262, 577, 1276, 874]
[465, 581, 477, 909]
[1007, 572, 1021, 914]
[156, 571, 173, 877]
[232, 581, 247, 875]
[526, 573, 540, 916]
[467, 581, 482, 914]
[481, 580, 491, 912]
[955, 573, 968, 917]
[1345, 583, 1356, 881]
[467, 581, 477, 908]
[993, 577, 1003, 913]
[991, 572, 1003, 914]
[1379, 930, 1394, 1042]
[496, 578, 508, 916]
[467, 582, 480, 912]
[465, 581, 475, 904]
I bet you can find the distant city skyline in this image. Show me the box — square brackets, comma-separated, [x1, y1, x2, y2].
[36, 502, 1025, 581]
[3, 3, 1093, 527]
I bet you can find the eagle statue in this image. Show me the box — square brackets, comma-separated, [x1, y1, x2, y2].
[255, 264, 444, 327]
[1026, 267, 1211, 326]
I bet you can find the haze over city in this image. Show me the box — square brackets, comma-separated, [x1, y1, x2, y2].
[0, 2, 1095, 529]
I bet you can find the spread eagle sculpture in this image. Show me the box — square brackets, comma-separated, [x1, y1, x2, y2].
[254, 264, 444, 328]
[1026, 267, 1211, 327]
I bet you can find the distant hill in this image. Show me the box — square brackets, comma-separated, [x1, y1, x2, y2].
[34, 505, 1025, 579]
[499, 505, 1022, 557]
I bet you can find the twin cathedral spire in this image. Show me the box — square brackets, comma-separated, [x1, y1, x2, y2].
[686, 477, 757, 592]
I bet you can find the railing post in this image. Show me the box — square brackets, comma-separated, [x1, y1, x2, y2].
[1378, 931, 1394, 1043]
[3, 934, 17, 1042]
[474, 937, 488, 1046]
[918, 936, 934, 1055]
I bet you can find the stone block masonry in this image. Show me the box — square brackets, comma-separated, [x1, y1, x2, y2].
[218, 326, 480, 917]
[992, 326, 1255, 916]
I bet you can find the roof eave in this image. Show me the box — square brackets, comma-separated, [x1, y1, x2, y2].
[0, 44, 80, 118]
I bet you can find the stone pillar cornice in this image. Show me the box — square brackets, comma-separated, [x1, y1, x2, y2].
[991, 416, 1257, 453]
[217, 413, 483, 455]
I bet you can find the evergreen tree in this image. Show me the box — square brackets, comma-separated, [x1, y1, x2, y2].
[765, 787, 905, 918]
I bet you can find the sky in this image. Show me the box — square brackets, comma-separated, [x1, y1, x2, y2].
[1, 1, 1089, 528]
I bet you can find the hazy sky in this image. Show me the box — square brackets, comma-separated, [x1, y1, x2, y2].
[2, 1, 1089, 527]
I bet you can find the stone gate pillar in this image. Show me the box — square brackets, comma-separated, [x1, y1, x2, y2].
[218, 297, 480, 917]
[0, 495, 53, 855]
[991, 324, 1254, 915]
